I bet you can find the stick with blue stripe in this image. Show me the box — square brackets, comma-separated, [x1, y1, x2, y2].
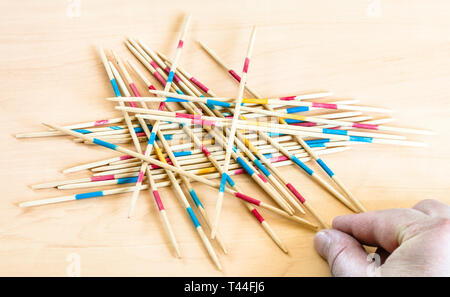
[118, 106, 424, 145]
[147, 82, 297, 215]
[127, 47, 228, 254]
[210, 59, 367, 212]
[168, 90, 299, 214]
[20, 184, 150, 208]
[139, 33, 296, 238]
[105, 51, 181, 257]
[134, 16, 222, 269]
[156, 128, 229, 255]
[292, 132, 366, 212]
[154, 139, 224, 267]
[211, 27, 257, 240]
[197, 43, 359, 213]
[200, 99, 305, 214]
[131, 60, 291, 252]
[37, 123, 321, 217]
[193, 95, 330, 226]
[128, 39, 317, 240]
[230, 77, 363, 213]
[98, 49, 142, 154]
[112, 54, 171, 219]
[162, 109, 293, 251]
[151, 55, 342, 226]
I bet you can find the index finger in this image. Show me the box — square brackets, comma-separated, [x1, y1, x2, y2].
[332, 208, 427, 253]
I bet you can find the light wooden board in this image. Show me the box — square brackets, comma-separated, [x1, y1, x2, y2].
[0, 0, 449, 276]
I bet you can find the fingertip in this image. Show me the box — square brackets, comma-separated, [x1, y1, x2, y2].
[332, 213, 355, 229]
[314, 229, 370, 276]
[314, 230, 331, 258]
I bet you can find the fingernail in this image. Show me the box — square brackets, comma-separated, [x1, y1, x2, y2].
[314, 230, 331, 258]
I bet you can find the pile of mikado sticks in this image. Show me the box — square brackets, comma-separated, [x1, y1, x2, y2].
[16, 15, 434, 270]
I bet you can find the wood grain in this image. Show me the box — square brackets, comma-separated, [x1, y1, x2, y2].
[1, 0, 449, 276]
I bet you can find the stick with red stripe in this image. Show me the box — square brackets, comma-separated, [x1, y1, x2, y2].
[97, 48, 142, 154]
[211, 27, 257, 240]
[128, 51, 285, 252]
[39, 123, 315, 225]
[131, 16, 224, 268]
[127, 31, 227, 253]
[106, 51, 182, 257]
[130, 63, 293, 252]
[111, 52, 166, 218]
[157, 61, 329, 227]
[197, 42, 370, 213]
[133, 31, 304, 226]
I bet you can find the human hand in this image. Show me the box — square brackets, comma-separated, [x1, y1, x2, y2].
[314, 199, 450, 276]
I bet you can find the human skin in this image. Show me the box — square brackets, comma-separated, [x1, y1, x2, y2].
[314, 199, 450, 276]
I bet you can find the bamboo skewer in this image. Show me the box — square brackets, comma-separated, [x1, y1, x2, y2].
[112, 54, 201, 255]
[108, 90, 386, 215]
[128, 35, 229, 257]
[197, 42, 370, 213]
[90, 147, 350, 178]
[99, 54, 142, 154]
[128, 16, 224, 268]
[106, 49, 183, 257]
[211, 26, 257, 239]
[129, 48, 292, 252]
[112, 54, 165, 219]
[13, 14, 437, 272]
[122, 90, 393, 114]
[153, 56, 334, 227]
[65, 115, 387, 145]
[169, 45, 356, 213]
[27, 123, 318, 228]
[32, 147, 349, 191]
[116, 106, 426, 147]
[153, 62, 307, 214]
[118, 93, 431, 137]
[128, 37, 302, 222]
[126, 61, 228, 254]
[151, 62, 390, 219]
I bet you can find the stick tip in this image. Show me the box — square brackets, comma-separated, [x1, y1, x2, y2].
[18, 202, 28, 208]
[197, 40, 205, 47]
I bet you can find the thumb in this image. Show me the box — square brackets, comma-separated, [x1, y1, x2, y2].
[314, 229, 371, 277]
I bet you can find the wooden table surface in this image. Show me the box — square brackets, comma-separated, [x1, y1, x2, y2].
[1, 0, 449, 276]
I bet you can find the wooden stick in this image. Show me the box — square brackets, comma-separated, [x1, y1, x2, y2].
[150, 62, 395, 219]
[141, 89, 393, 114]
[130, 17, 224, 266]
[118, 106, 427, 147]
[109, 49, 183, 257]
[211, 26, 257, 239]
[132, 42, 306, 252]
[91, 147, 350, 178]
[122, 92, 431, 136]
[98, 48, 142, 155]
[154, 60, 333, 227]
[125, 58, 228, 253]
[23, 123, 318, 230]
[129, 50, 292, 252]
[154, 65, 307, 214]
[34, 147, 350, 193]
[197, 42, 369, 213]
